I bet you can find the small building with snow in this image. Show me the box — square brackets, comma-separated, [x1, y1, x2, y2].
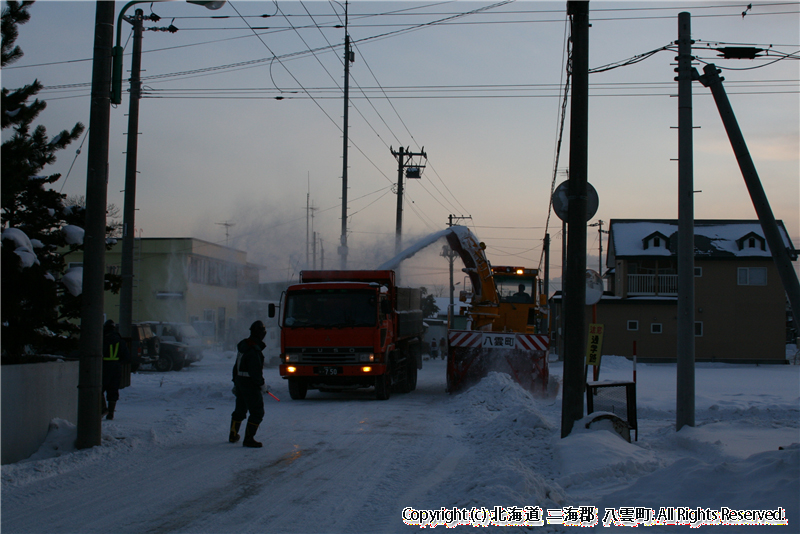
[553, 219, 796, 363]
[67, 237, 262, 342]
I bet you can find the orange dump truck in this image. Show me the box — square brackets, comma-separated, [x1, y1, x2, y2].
[272, 270, 424, 400]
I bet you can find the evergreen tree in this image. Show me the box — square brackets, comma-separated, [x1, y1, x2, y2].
[419, 287, 440, 319]
[1, 1, 88, 356]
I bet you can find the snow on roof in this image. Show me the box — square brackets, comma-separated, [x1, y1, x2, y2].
[609, 219, 793, 259]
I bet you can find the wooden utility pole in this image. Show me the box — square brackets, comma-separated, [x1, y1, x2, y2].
[561, 0, 590, 438]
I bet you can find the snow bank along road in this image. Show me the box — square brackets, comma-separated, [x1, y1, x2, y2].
[2, 351, 798, 533]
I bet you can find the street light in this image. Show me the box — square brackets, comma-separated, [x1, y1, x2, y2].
[113, 0, 225, 343]
[112, 1, 225, 105]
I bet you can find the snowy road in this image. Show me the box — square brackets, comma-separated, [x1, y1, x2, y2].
[3, 350, 798, 533]
[2, 355, 517, 534]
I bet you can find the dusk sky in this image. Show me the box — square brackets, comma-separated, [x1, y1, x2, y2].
[3, 0, 798, 290]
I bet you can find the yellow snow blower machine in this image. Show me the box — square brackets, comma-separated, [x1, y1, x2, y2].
[444, 226, 550, 395]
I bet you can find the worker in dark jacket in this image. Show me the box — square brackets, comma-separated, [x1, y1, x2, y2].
[230, 320, 268, 448]
[102, 320, 130, 420]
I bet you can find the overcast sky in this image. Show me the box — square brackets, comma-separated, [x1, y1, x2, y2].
[3, 0, 798, 289]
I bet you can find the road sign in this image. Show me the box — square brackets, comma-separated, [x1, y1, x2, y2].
[552, 180, 599, 222]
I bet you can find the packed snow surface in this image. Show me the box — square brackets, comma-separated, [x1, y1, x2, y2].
[2, 351, 798, 533]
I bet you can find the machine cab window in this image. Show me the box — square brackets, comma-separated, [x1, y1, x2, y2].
[493, 266, 537, 304]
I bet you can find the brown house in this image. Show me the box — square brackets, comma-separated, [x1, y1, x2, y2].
[554, 219, 795, 363]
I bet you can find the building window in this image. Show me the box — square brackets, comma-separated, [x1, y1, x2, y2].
[651, 323, 663, 334]
[653, 237, 661, 247]
[695, 321, 703, 337]
[738, 267, 767, 286]
[627, 320, 639, 331]
[694, 266, 702, 277]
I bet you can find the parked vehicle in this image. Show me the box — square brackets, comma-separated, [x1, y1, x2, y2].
[272, 270, 424, 400]
[141, 322, 205, 371]
[130, 323, 160, 372]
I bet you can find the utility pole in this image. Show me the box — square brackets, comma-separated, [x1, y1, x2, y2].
[698, 63, 800, 345]
[339, 15, 353, 270]
[391, 146, 427, 255]
[559, 220, 566, 361]
[588, 220, 607, 274]
[562, 0, 590, 439]
[676, 12, 696, 430]
[543, 233, 551, 336]
[115, 1, 225, 341]
[216, 220, 235, 246]
[118, 8, 143, 344]
[77, 0, 115, 450]
[305, 180, 317, 268]
[312, 231, 317, 269]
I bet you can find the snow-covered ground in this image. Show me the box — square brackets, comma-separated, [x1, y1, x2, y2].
[2, 348, 798, 533]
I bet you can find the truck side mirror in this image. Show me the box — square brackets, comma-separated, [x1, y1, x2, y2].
[380, 300, 391, 315]
[268, 303, 276, 318]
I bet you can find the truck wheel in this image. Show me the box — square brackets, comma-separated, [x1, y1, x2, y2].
[375, 372, 391, 400]
[288, 379, 307, 400]
[406, 363, 418, 391]
[154, 355, 172, 372]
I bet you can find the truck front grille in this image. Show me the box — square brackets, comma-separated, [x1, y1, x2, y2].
[300, 353, 359, 364]
[287, 346, 373, 365]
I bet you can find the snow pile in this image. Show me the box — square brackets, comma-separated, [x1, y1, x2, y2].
[447, 372, 567, 509]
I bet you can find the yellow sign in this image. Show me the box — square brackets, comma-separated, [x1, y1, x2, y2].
[586, 323, 604, 366]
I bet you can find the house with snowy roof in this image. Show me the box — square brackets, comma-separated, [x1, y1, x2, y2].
[576, 219, 794, 363]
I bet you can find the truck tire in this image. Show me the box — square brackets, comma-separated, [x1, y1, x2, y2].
[406, 363, 418, 391]
[375, 372, 391, 400]
[154, 355, 172, 372]
[288, 379, 307, 400]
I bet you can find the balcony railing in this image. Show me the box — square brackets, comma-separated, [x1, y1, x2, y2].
[627, 274, 678, 296]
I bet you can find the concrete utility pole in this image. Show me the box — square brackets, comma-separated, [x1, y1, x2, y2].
[118, 8, 143, 343]
[676, 12, 696, 430]
[77, 0, 115, 450]
[698, 63, 800, 340]
[115, 0, 226, 339]
[561, 0, 590, 439]
[391, 146, 427, 255]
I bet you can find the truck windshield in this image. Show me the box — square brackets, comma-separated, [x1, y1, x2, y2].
[496, 276, 535, 303]
[284, 289, 377, 328]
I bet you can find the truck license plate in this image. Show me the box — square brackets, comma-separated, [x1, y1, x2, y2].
[314, 366, 342, 376]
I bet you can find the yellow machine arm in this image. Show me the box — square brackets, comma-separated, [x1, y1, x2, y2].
[445, 226, 499, 330]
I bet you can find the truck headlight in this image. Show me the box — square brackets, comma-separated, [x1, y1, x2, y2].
[358, 353, 375, 362]
[285, 354, 299, 363]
